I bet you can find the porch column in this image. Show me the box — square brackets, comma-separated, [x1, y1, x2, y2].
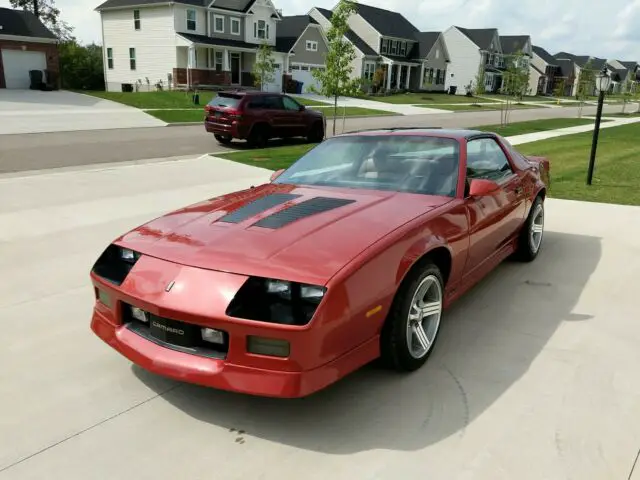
[406, 65, 412, 89]
[386, 63, 392, 90]
[419, 63, 425, 89]
[223, 48, 230, 71]
[396, 65, 402, 89]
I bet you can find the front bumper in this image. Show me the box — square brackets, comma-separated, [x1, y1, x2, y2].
[91, 309, 375, 398]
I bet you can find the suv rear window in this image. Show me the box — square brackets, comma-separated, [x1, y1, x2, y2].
[208, 94, 242, 109]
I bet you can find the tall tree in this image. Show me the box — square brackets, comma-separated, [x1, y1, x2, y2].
[309, 0, 361, 135]
[253, 42, 276, 91]
[9, 0, 75, 41]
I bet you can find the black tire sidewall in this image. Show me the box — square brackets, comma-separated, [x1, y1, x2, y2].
[381, 263, 444, 371]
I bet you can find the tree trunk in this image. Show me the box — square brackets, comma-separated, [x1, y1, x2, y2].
[333, 95, 338, 136]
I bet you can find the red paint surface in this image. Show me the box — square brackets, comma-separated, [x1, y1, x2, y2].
[90, 131, 549, 397]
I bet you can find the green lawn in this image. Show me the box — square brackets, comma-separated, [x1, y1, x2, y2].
[480, 94, 555, 103]
[83, 90, 328, 109]
[474, 117, 598, 137]
[518, 123, 640, 205]
[214, 117, 605, 173]
[147, 105, 395, 123]
[364, 93, 494, 105]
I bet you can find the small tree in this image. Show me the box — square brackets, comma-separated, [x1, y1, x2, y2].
[553, 77, 566, 103]
[576, 59, 595, 117]
[309, 0, 361, 135]
[500, 51, 530, 125]
[619, 78, 633, 114]
[372, 67, 385, 93]
[472, 67, 486, 104]
[253, 41, 276, 91]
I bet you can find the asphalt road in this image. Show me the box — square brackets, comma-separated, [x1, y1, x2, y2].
[0, 103, 628, 174]
[1, 156, 639, 479]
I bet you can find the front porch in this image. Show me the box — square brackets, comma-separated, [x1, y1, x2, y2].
[378, 58, 422, 91]
[173, 44, 258, 90]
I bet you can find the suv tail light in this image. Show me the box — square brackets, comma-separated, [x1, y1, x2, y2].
[225, 108, 243, 120]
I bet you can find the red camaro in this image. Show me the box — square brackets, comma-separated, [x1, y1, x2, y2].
[90, 128, 550, 398]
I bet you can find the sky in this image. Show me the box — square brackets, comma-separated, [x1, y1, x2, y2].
[1, 0, 639, 61]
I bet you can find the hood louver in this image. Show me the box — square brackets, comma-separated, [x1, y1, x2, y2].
[218, 193, 301, 224]
[252, 197, 356, 229]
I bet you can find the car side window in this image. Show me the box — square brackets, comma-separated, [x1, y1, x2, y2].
[263, 95, 284, 110]
[282, 96, 301, 111]
[466, 138, 513, 181]
[247, 97, 265, 109]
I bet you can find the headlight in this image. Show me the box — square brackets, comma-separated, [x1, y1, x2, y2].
[91, 244, 142, 286]
[226, 277, 327, 326]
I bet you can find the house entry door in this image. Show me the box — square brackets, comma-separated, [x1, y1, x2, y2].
[231, 53, 241, 85]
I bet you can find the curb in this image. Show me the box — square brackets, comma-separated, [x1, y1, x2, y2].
[164, 113, 402, 127]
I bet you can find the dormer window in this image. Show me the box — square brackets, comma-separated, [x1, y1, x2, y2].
[254, 20, 268, 39]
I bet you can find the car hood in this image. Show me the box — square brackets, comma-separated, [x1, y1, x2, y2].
[116, 183, 450, 285]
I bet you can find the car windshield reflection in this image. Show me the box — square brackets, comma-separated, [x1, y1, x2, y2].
[274, 135, 460, 197]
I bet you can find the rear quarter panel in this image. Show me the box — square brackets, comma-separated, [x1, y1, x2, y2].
[319, 200, 470, 358]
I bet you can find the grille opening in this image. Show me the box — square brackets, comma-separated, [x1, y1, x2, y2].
[122, 304, 229, 360]
[91, 244, 139, 286]
[226, 277, 321, 326]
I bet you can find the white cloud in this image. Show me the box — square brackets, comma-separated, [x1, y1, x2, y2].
[1, 0, 637, 60]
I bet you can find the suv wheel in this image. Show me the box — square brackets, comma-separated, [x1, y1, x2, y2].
[214, 134, 232, 145]
[247, 124, 269, 148]
[307, 122, 324, 143]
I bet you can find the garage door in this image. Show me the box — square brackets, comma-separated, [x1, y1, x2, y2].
[290, 64, 323, 93]
[1, 49, 47, 89]
[262, 63, 283, 93]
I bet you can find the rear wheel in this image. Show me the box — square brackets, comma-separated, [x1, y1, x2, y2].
[214, 134, 232, 145]
[247, 124, 270, 148]
[306, 121, 324, 143]
[514, 195, 544, 262]
[380, 262, 444, 371]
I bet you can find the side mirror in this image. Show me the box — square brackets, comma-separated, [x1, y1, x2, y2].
[298, 104, 306, 111]
[270, 169, 285, 182]
[468, 178, 500, 197]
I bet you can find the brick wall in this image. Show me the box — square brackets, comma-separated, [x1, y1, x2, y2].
[0, 39, 60, 89]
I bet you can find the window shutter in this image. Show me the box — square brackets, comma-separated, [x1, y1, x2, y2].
[266, 24, 269, 39]
[254, 22, 257, 37]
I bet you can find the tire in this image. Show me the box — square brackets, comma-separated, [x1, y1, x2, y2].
[514, 195, 545, 262]
[380, 262, 444, 372]
[214, 134, 232, 145]
[306, 121, 324, 143]
[247, 124, 269, 148]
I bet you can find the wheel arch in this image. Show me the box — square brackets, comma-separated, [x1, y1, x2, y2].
[397, 245, 453, 293]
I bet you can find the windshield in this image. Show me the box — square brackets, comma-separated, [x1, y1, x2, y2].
[208, 94, 242, 109]
[274, 135, 460, 197]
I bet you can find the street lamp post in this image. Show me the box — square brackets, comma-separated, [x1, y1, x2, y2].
[586, 66, 612, 185]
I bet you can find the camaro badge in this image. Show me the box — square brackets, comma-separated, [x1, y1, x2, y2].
[165, 281, 176, 292]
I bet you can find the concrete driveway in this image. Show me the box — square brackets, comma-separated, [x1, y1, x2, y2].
[0, 90, 166, 135]
[0, 156, 639, 480]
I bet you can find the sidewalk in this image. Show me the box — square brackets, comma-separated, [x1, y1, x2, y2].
[506, 115, 640, 145]
[291, 93, 449, 115]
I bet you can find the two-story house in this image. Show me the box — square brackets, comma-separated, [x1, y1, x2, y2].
[555, 52, 608, 97]
[96, 0, 292, 92]
[530, 45, 562, 95]
[413, 32, 450, 92]
[441, 26, 504, 95]
[606, 60, 639, 94]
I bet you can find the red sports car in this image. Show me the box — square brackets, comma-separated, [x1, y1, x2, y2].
[90, 127, 550, 398]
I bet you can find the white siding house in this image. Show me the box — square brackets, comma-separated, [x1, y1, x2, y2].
[97, 0, 297, 92]
[442, 26, 482, 95]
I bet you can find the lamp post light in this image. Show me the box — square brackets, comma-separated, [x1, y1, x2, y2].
[586, 66, 612, 185]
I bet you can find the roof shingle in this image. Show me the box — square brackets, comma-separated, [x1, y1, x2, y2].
[354, 3, 418, 39]
[96, 0, 205, 9]
[499, 35, 530, 55]
[314, 7, 377, 56]
[0, 7, 57, 39]
[275, 15, 317, 53]
[532, 45, 557, 66]
[413, 31, 440, 59]
[456, 27, 498, 50]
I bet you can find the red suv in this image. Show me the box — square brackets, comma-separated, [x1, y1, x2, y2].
[204, 91, 326, 148]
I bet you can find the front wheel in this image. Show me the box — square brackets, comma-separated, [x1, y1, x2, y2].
[306, 122, 324, 143]
[514, 196, 544, 262]
[214, 134, 232, 145]
[380, 262, 444, 372]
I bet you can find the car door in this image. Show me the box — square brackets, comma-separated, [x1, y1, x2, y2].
[281, 95, 307, 137]
[262, 95, 286, 137]
[463, 136, 527, 274]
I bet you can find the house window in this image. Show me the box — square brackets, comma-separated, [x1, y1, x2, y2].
[230, 17, 240, 35]
[399, 41, 406, 56]
[213, 14, 224, 33]
[106, 48, 114, 69]
[390, 40, 397, 55]
[363, 62, 375, 81]
[381, 39, 388, 54]
[187, 9, 197, 31]
[306, 40, 318, 52]
[435, 48, 440, 59]
[437, 69, 445, 84]
[133, 10, 141, 30]
[214, 51, 223, 71]
[129, 48, 136, 70]
[254, 20, 268, 39]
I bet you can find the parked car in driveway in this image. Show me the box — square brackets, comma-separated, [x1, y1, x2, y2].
[204, 91, 326, 148]
[89, 127, 550, 398]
